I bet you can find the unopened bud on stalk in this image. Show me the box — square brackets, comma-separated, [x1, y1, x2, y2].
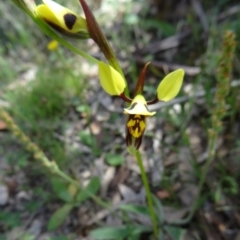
[36, 0, 89, 39]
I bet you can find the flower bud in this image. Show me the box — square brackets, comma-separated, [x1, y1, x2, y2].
[36, 0, 89, 39]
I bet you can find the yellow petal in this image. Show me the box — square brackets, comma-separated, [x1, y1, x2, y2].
[36, 4, 57, 23]
[98, 62, 126, 96]
[36, 0, 87, 33]
[124, 95, 156, 116]
[157, 69, 184, 102]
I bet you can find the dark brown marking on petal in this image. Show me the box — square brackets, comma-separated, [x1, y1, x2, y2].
[127, 102, 137, 111]
[133, 119, 140, 130]
[64, 14, 77, 30]
[134, 115, 141, 119]
[144, 104, 150, 111]
[126, 131, 132, 147]
[134, 136, 142, 149]
[41, 20, 89, 39]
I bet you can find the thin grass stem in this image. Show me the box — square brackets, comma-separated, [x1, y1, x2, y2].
[0, 107, 123, 220]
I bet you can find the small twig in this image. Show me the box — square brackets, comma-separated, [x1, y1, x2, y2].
[149, 79, 240, 110]
[134, 57, 201, 76]
[0, 107, 122, 220]
[218, 4, 240, 21]
[137, 30, 192, 55]
[191, 0, 209, 32]
[134, 4, 239, 57]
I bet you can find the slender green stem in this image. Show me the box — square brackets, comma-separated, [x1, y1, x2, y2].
[135, 150, 158, 239]
[57, 37, 99, 64]
[33, 16, 99, 65]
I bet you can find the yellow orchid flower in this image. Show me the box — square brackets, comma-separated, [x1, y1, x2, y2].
[123, 95, 155, 152]
[98, 61, 185, 154]
[35, 0, 89, 38]
[123, 95, 156, 151]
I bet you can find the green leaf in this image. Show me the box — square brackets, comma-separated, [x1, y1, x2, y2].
[157, 69, 184, 102]
[51, 177, 72, 202]
[124, 14, 139, 25]
[105, 153, 124, 166]
[76, 176, 100, 203]
[90, 225, 151, 240]
[223, 176, 238, 195]
[90, 227, 128, 240]
[79, 131, 95, 147]
[0, 212, 21, 228]
[47, 204, 74, 230]
[119, 204, 150, 217]
[152, 194, 164, 224]
[131, 225, 152, 236]
[76, 105, 90, 115]
[20, 233, 35, 240]
[164, 226, 186, 240]
[141, 19, 175, 37]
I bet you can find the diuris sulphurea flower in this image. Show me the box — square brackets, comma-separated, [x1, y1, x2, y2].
[36, 0, 89, 39]
[98, 61, 184, 154]
[124, 95, 156, 151]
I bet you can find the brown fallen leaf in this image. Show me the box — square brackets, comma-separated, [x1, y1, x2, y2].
[164, 206, 190, 223]
[156, 189, 171, 199]
[0, 120, 7, 130]
[90, 121, 102, 135]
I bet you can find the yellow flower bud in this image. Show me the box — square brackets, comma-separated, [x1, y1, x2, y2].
[36, 0, 88, 35]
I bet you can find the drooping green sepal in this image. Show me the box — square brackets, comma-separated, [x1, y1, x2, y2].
[36, 0, 89, 39]
[157, 69, 184, 102]
[98, 62, 126, 96]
